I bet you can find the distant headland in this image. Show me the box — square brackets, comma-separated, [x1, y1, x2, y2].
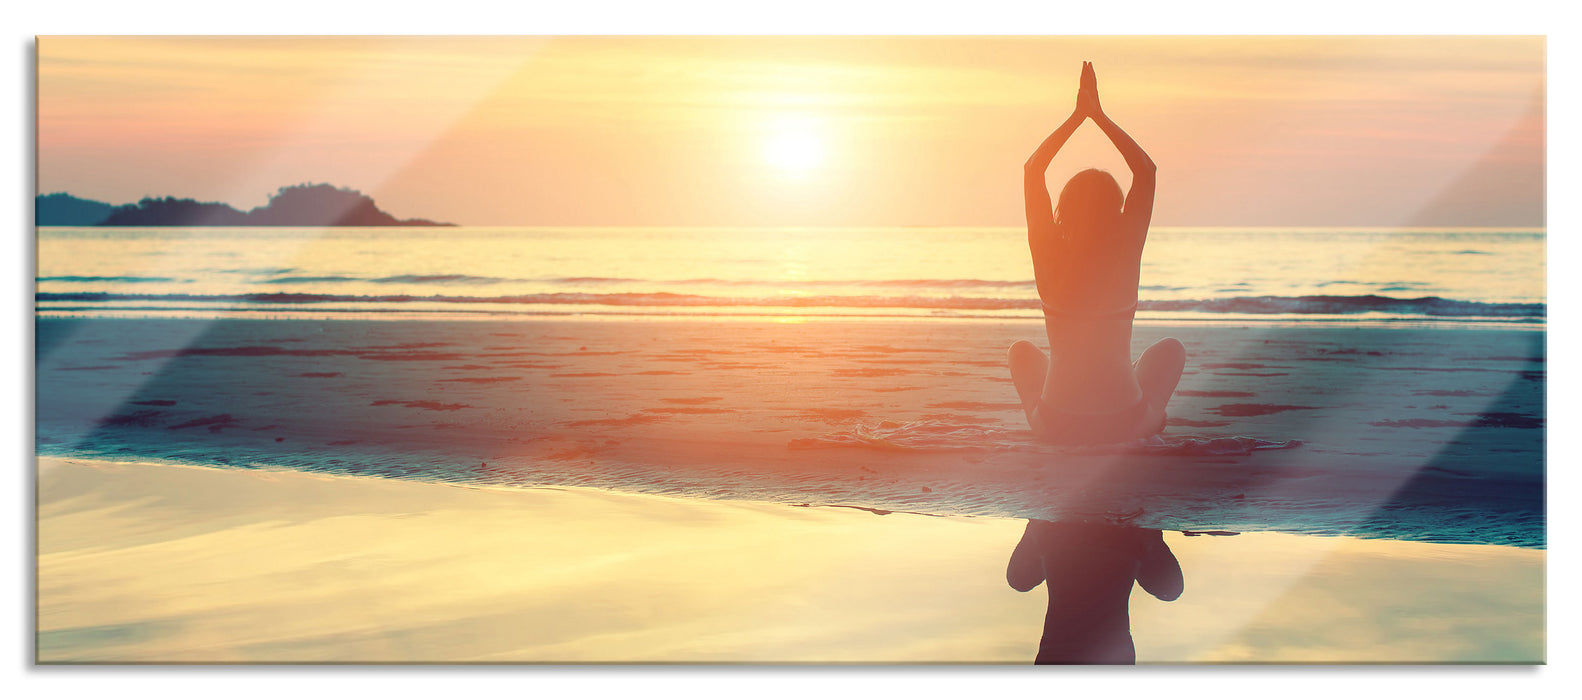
[35, 184, 456, 227]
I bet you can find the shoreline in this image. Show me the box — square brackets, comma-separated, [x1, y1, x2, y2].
[32, 308, 1548, 331]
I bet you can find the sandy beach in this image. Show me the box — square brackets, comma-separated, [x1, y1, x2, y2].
[37, 316, 1545, 546]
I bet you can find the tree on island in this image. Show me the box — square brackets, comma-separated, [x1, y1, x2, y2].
[100, 196, 250, 226]
[38, 183, 453, 227]
[35, 193, 116, 226]
[246, 183, 431, 226]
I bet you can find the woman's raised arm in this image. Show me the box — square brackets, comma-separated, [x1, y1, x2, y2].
[1024, 115, 1084, 241]
[1024, 64, 1089, 266]
[1082, 63, 1157, 230]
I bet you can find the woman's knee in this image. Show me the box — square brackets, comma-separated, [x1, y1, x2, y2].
[1137, 338, 1186, 398]
[1009, 340, 1043, 364]
[1145, 337, 1186, 368]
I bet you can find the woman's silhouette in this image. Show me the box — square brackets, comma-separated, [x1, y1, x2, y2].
[1011, 62, 1185, 444]
[1007, 520, 1183, 664]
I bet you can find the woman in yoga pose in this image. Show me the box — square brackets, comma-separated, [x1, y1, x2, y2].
[1010, 62, 1185, 444]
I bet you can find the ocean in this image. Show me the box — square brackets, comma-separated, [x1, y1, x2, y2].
[35, 226, 1546, 326]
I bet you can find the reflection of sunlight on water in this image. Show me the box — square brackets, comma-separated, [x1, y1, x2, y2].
[38, 459, 1543, 663]
[1137, 532, 1542, 663]
[37, 459, 1037, 663]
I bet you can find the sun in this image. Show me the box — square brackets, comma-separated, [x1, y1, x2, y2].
[763, 117, 825, 175]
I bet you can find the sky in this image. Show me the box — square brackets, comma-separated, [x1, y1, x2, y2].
[36, 35, 1544, 228]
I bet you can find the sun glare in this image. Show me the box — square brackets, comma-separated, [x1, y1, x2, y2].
[763, 117, 825, 176]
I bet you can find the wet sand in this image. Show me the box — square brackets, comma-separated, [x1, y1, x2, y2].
[38, 457, 1543, 663]
[36, 317, 1545, 545]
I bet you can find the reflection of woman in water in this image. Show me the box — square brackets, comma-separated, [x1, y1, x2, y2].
[1011, 62, 1186, 444]
[1007, 520, 1183, 664]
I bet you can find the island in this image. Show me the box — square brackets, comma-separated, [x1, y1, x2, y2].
[34, 184, 455, 227]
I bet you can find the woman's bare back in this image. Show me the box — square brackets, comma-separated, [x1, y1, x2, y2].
[1009, 62, 1184, 444]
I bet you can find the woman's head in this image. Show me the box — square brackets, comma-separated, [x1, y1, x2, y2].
[1055, 169, 1124, 232]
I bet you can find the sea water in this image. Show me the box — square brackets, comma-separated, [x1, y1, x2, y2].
[35, 226, 1545, 326]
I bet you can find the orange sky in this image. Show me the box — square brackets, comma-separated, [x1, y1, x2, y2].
[36, 36, 1545, 227]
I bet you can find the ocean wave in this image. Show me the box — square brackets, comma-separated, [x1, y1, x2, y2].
[1142, 295, 1544, 318]
[550, 276, 645, 284]
[37, 275, 181, 283]
[371, 274, 508, 285]
[248, 274, 1038, 289]
[261, 274, 514, 285]
[34, 292, 1546, 319]
[263, 276, 361, 284]
[669, 278, 1036, 289]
